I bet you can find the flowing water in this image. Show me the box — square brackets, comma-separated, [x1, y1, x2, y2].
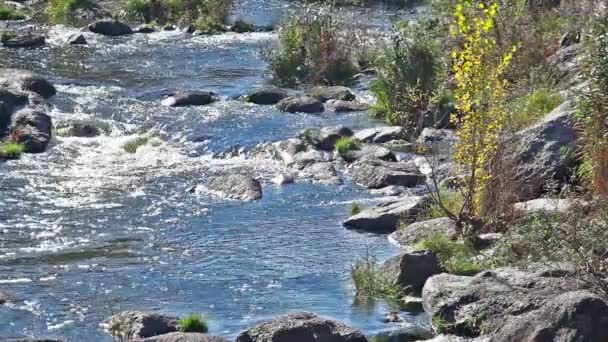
[0, 1, 426, 340]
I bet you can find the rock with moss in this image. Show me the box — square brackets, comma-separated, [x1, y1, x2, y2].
[349, 159, 425, 189]
[236, 312, 368, 342]
[0, 69, 56, 99]
[205, 174, 262, 201]
[389, 218, 458, 248]
[310, 86, 355, 102]
[162, 91, 218, 107]
[9, 109, 52, 153]
[315, 126, 354, 151]
[343, 196, 429, 233]
[276, 96, 324, 113]
[381, 250, 441, 292]
[2, 34, 45, 48]
[138, 332, 230, 342]
[88, 20, 133, 36]
[245, 86, 288, 105]
[102, 311, 178, 340]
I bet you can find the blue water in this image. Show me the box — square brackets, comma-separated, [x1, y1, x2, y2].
[0, 2, 425, 340]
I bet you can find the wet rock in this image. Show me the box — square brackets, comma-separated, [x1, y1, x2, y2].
[354, 127, 404, 144]
[389, 218, 457, 248]
[230, 20, 256, 33]
[384, 312, 403, 323]
[341, 144, 396, 163]
[511, 101, 578, 200]
[101, 311, 178, 340]
[55, 119, 110, 137]
[236, 312, 368, 342]
[0, 290, 16, 304]
[316, 125, 354, 151]
[88, 20, 133, 36]
[270, 138, 307, 163]
[422, 268, 582, 338]
[162, 91, 218, 107]
[310, 86, 355, 102]
[271, 173, 295, 185]
[325, 99, 369, 112]
[369, 185, 410, 197]
[162, 24, 177, 31]
[401, 296, 424, 313]
[299, 161, 341, 185]
[134, 24, 156, 33]
[9, 109, 52, 153]
[0, 68, 56, 98]
[0, 88, 28, 131]
[138, 332, 230, 342]
[343, 196, 429, 233]
[245, 86, 288, 105]
[2, 34, 45, 48]
[513, 198, 582, 214]
[349, 159, 425, 189]
[374, 324, 433, 341]
[67, 33, 87, 45]
[381, 250, 441, 292]
[287, 149, 331, 170]
[276, 96, 324, 113]
[206, 175, 262, 201]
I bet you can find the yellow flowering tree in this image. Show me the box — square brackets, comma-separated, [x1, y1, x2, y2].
[449, 0, 515, 233]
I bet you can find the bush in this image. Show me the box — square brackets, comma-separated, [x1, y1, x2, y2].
[506, 87, 562, 130]
[0, 3, 25, 20]
[351, 253, 403, 299]
[335, 137, 360, 155]
[415, 233, 486, 276]
[121, 136, 149, 153]
[122, 0, 230, 26]
[0, 141, 24, 159]
[268, 10, 360, 87]
[179, 314, 208, 333]
[47, 0, 94, 24]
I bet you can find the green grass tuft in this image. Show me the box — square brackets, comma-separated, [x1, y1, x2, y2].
[0, 3, 25, 20]
[422, 187, 465, 220]
[121, 136, 149, 154]
[351, 253, 403, 299]
[348, 202, 363, 216]
[335, 137, 360, 155]
[179, 314, 208, 333]
[0, 141, 25, 159]
[506, 88, 562, 130]
[415, 233, 486, 276]
[432, 314, 449, 334]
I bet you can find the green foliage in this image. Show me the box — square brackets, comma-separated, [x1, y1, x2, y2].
[268, 10, 359, 87]
[415, 233, 486, 275]
[348, 202, 363, 216]
[506, 88, 562, 130]
[422, 187, 465, 220]
[335, 137, 360, 155]
[432, 314, 448, 334]
[122, 136, 149, 153]
[179, 314, 208, 333]
[351, 253, 403, 299]
[122, 0, 230, 26]
[193, 17, 227, 34]
[0, 141, 24, 159]
[47, 0, 94, 24]
[0, 3, 25, 20]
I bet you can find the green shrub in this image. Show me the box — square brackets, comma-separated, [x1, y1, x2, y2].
[268, 10, 359, 87]
[193, 17, 227, 34]
[348, 202, 363, 216]
[179, 314, 208, 333]
[47, 0, 94, 24]
[122, 136, 149, 153]
[506, 88, 562, 130]
[121, 0, 230, 26]
[351, 253, 403, 299]
[0, 3, 25, 20]
[415, 233, 486, 275]
[0, 141, 24, 159]
[335, 137, 360, 155]
[432, 314, 448, 334]
[422, 187, 465, 220]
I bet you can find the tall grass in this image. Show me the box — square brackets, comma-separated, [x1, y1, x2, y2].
[506, 88, 562, 130]
[46, 0, 94, 24]
[422, 187, 465, 220]
[122, 0, 230, 27]
[179, 314, 208, 333]
[335, 137, 360, 155]
[0, 141, 25, 159]
[351, 253, 403, 299]
[121, 136, 149, 153]
[415, 233, 486, 275]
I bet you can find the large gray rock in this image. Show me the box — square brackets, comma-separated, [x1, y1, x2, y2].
[269, 138, 307, 163]
[316, 126, 354, 151]
[343, 196, 429, 233]
[494, 290, 608, 342]
[162, 92, 217, 107]
[349, 159, 425, 189]
[276, 96, 324, 113]
[511, 101, 578, 200]
[89, 20, 133, 36]
[3, 34, 45, 48]
[422, 268, 582, 338]
[547, 44, 583, 89]
[236, 312, 368, 342]
[354, 127, 404, 143]
[513, 198, 582, 214]
[0, 88, 28, 131]
[389, 217, 457, 248]
[298, 161, 341, 185]
[206, 175, 262, 201]
[381, 250, 442, 291]
[417, 128, 456, 145]
[0, 69, 56, 98]
[325, 99, 368, 112]
[245, 86, 288, 105]
[102, 311, 179, 340]
[342, 144, 396, 163]
[9, 109, 52, 153]
[137, 332, 230, 342]
[310, 86, 355, 102]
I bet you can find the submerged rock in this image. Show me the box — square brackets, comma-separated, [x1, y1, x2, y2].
[9, 109, 52, 153]
[349, 159, 424, 189]
[88, 20, 133, 36]
[374, 324, 433, 341]
[276, 96, 324, 113]
[101, 311, 178, 340]
[0, 69, 56, 99]
[310, 86, 355, 102]
[325, 99, 368, 112]
[55, 119, 110, 137]
[67, 33, 87, 45]
[343, 196, 429, 233]
[2, 34, 45, 48]
[138, 332, 230, 342]
[134, 24, 156, 33]
[206, 175, 262, 201]
[162, 91, 218, 107]
[245, 86, 288, 105]
[354, 127, 404, 144]
[389, 217, 457, 248]
[236, 312, 368, 342]
[381, 250, 441, 292]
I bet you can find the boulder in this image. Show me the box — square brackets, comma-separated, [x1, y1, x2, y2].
[513, 198, 581, 214]
[9, 109, 52, 153]
[349, 159, 425, 189]
[422, 268, 582, 338]
[0, 69, 56, 98]
[134, 24, 156, 33]
[162, 91, 218, 107]
[343, 196, 429, 233]
[341, 144, 396, 163]
[0, 88, 28, 131]
[55, 119, 110, 137]
[235, 312, 368, 342]
[88, 20, 133, 36]
[245, 86, 288, 105]
[354, 127, 404, 144]
[205, 174, 262, 201]
[316, 126, 354, 151]
[548, 44, 583, 89]
[298, 161, 341, 185]
[511, 101, 578, 200]
[325, 99, 368, 112]
[138, 332, 230, 342]
[67, 33, 87, 45]
[494, 290, 608, 342]
[381, 250, 442, 291]
[389, 218, 457, 248]
[287, 149, 331, 170]
[2, 34, 45, 48]
[269, 138, 307, 163]
[310, 86, 355, 102]
[417, 128, 456, 145]
[276, 96, 324, 113]
[101, 311, 178, 340]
